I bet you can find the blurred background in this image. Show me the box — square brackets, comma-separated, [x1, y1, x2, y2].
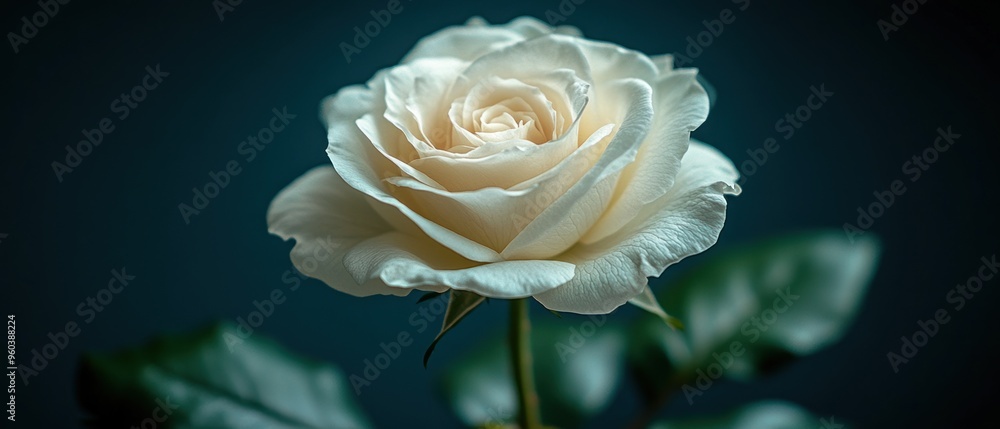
[1, 0, 997, 427]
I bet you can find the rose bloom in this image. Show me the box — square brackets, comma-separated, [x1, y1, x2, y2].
[268, 17, 740, 314]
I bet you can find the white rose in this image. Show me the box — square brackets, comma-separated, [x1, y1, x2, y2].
[267, 16, 740, 314]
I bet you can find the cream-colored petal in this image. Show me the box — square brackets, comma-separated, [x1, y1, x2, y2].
[450, 34, 593, 100]
[402, 27, 524, 64]
[343, 231, 575, 298]
[650, 54, 675, 75]
[324, 69, 445, 191]
[573, 39, 658, 140]
[533, 141, 740, 314]
[327, 135, 504, 263]
[499, 16, 582, 38]
[501, 78, 654, 260]
[386, 124, 613, 253]
[323, 85, 504, 263]
[451, 69, 589, 156]
[266, 166, 436, 297]
[446, 77, 554, 150]
[383, 66, 588, 168]
[508, 123, 615, 191]
[663, 139, 742, 197]
[410, 71, 589, 191]
[383, 58, 468, 152]
[402, 17, 580, 64]
[356, 114, 443, 188]
[408, 128, 578, 192]
[583, 68, 710, 243]
[575, 38, 658, 85]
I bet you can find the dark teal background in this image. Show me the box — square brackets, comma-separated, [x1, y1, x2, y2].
[2, 0, 997, 427]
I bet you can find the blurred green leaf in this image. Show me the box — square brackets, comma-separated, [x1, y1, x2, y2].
[441, 318, 625, 428]
[424, 290, 487, 367]
[77, 322, 372, 429]
[630, 231, 880, 401]
[651, 401, 838, 429]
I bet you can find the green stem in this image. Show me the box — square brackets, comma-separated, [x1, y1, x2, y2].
[509, 298, 542, 429]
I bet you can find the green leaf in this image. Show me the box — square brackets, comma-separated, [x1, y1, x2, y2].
[423, 290, 486, 367]
[651, 401, 838, 429]
[630, 231, 880, 401]
[77, 322, 372, 429]
[440, 317, 625, 428]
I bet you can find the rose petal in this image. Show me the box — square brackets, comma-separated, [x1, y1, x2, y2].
[575, 38, 658, 85]
[409, 70, 590, 191]
[402, 17, 580, 64]
[323, 86, 505, 263]
[343, 232, 576, 298]
[501, 78, 654, 260]
[582, 68, 710, 243]
[447, 77, 554, 150]
[266, 166, 433, 297]
[499, 16, 582, 38]
[383, 57, 469, 153]
[451, 34, 593, 99]
[650, 54, 675, 75]
[533, 141, 740, 314]
[574, 39, 658, 139]
[385, 125, 613, 252]
[323, 73, 446, 190]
